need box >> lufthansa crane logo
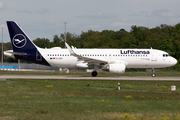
[12,34,27,48]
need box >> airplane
[4,21,177,77]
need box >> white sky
[0,0,180,43]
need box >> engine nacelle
[109,63,126,74]
[76,63,88,68]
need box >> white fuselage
[38,47,177,69]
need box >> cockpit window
[163,54,170,57]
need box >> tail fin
[6,21,50,66]
[6,21,37,52]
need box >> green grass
[0,70,180,77]
[0,79,180,120]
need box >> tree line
[1,23,180,69]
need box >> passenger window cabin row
[47,54,149,57]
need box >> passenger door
[151,51,157,61]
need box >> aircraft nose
[172,57,177,65]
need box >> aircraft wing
[65,43,108,65]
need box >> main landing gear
[151,68,156,77]
[91,71,98,77]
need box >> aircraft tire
[91,71,98,77]
[152,73,156,77]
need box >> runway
[0,75,180,81]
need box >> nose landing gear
[151,68,156,77]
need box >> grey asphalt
[0,75,180,81]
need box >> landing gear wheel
[91,71,98,77]
[151,68,156,77]
[152,73,156,77]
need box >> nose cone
[171,57,177,66]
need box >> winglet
[65,42,76,55]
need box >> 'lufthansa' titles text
[120,50,150,54]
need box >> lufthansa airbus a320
[4,21,177,77]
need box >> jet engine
[102,63,126,74]
[109,63,126,74]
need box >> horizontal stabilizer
[4,50,27,56]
